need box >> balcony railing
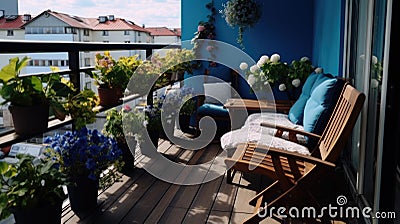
[0,40,181,148]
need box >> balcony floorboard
[60,130,350,224]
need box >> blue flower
[43,127,123,181]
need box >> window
[84,58,91,67]
[7,30,14,36]
[138,32,141,36]
[85,82,92,89]
[84,29,90,36]
[124,30,130,35]
[52,60,59,66]
[65,27,73,34]
[102,30,109,36]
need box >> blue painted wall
[182,0,345,96]
[182,0,314,62]
[312,0,344,77]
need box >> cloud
[18,0,180,27]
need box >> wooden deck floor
[60,134,281,224]
[60,133,352,224]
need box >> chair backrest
[318,83,365,162]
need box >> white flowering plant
[240,54,321,95]
[221,0,262,49]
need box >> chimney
[0,10,4,19]
[142,24,145,28]
[99,16,107,23]
[23,14,31,22]
[108,15,115,21]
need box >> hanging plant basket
[221,0,262,49]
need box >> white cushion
[221,125,310,155]
[203,82,231,105]
[220,112,309,155]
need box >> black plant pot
[9,104,49,136]
[148,130,159,148]
[12,200,62,224]
[67,176,99,218]
[178,114,191,133]
[118,137,136,171]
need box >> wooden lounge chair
[224,83,365,223]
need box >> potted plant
[158,49,196,81]
[143,103,162,148]
[240,54,319,100]
[178,87,196,133]
[221,0,262,49]
[103,105,144,170]
[44,127,123,218]
[0,57,74,135]
[63,88,99,130]
[92,52,142,107]
[0,153,67,223]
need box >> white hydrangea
[247,74,256,86]
[270,54,280,63]
[315,67,323,74]
[372,55,378,65]
[250,64,260,73]
[301,56,309,61]
[278,84,287,91]
[257,55,269,67]
[239,62,248,70]
[292,78,301,88]
[371,78,379,89]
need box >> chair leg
[226,168,236,184]
[249,180,280,206]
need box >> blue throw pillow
[303,78,345,138]
[288,73,319,124]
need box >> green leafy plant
[157,49,196,75]
[144,104,162,132]
[0,153,67,220]
[241,54,318,93]
[103,105,145,143]
[0,57,74,120]
[92,52,142,90]
[221,0,262,49]
[63,89,99,129]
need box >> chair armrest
[260,122,322,140]
[251,143,335,168]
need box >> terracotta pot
[9,104,49,136]
[98,86,120,107]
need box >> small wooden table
[224,98,294,130]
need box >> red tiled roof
[173,28,181,36]
[0,15,25,29]
[22,10,149,33]
[147,27,180,36]
[48,11,91,29]
[92,18,149,32]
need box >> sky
[18,0,181,28]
